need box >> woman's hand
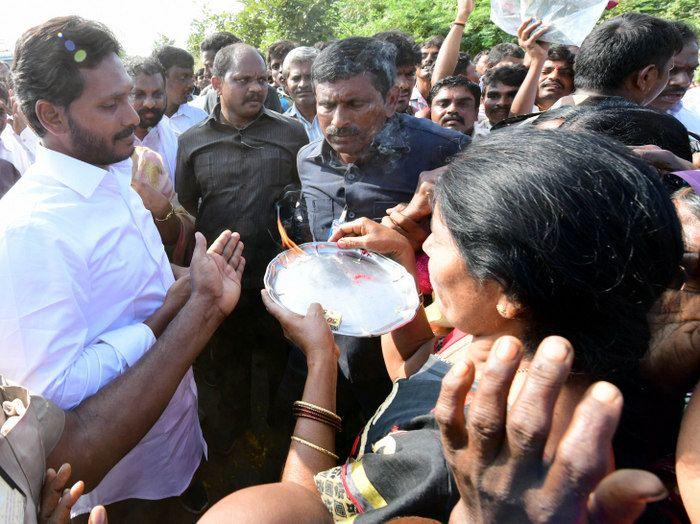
[261,290,339,366]
[436,336,667,523]
[329,218,416,271]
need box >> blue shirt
[298,113,469,241]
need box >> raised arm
[509,19,549,117]
[432,0,475,85]
[47,231,245,490]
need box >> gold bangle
[294,401,341,423]
[154,203,175,223]
[291,436,339,460]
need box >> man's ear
[35,100,68,137]
[632,64,659,95]
[385,85,399,117]
[211,76,223,96]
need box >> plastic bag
[490,0,610,47]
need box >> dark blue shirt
[297,113,469,241]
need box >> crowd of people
[0,0,699,522]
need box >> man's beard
[68,115,135,166]
[137,107,165,129]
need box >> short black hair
[312,37,396,99]
[672,20,699,45]
[267,40,299,64]
[126,56,165,84]
[429,76,480,111]
[455,52,471,75]
[561,106,693,166]
[422,35,445,49]
[487,43,524,66]
[12,16,122,136]
[547,45,575,67]
[437,127,682,382]
[373,31,421,69]
[482,64,527,89]
[200,32,241,53]
[575,13,683,92]
[154,45,194,72]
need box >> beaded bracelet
[291,436,339,460]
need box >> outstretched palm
[190,231,245,317]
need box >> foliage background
[184,0,700,61]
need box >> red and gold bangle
[293,406,342,432]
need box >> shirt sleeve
[174,136,200,207]
[0,222,156,410]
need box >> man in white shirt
[127,57,179,182]
[649,21,700,135]
[281,46,323,142]
[0,16,207,515]
[155,45,207,134]
[0,82,33,174]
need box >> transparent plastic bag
[490,0,610,47]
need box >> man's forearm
[48,295,224,490]
[510,56,545,116]
[432,25,465,85]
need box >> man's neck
[220,105,259,130]
[135,126,149,140]
[165,101,180,118]
[41,137,109,170]
[296,102,316,123]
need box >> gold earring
[497,303,507,317]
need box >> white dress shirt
[668,97,700,136]
[0,127,33,174]
[0,145,205,514]
[169,103,208,135]
[134,115,179,183]
[284,104,323,142]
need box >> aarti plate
[264,242,420,337]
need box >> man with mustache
[176,43,308,453]
[474,64,527,137]
[429,76,480,136]
[374,31,422,114]
[297,37,467,416]
[155,46,208,135]
[649,22,699,135]
[282,46,323,141]
[410,35,444,114]
[128,57,179,182]
[510,20,576,116]
[0,16,209,516]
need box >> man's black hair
[0,79,8,104]
[200,32,241,53]
[422,35,445,49]
[487,43,524,66]
[12,16,122,136]
[154,45,194,72]
[547,45,575,67]
[126,56,165,83]
[574,13,683,92]
[267,40,299,63]
[373,31,421,69]
[455,52,471,75]
[428,75,481,111]
[672,20,699,45]
[312,37,396,99]
[482,64,527,89]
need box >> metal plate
[264,242,420,337]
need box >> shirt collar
[207,103,271,131]
[32,144,111,198]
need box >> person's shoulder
[178,116,213,144]
[263,109,308,141]
[298,138,325,160]
[183,104,208,119]
[398,113,466,144]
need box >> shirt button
[348,212,356,219]
[347,173,356,181]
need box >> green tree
[152,33,175,53]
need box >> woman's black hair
[436,128,685,470]
[436,128,682,381]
